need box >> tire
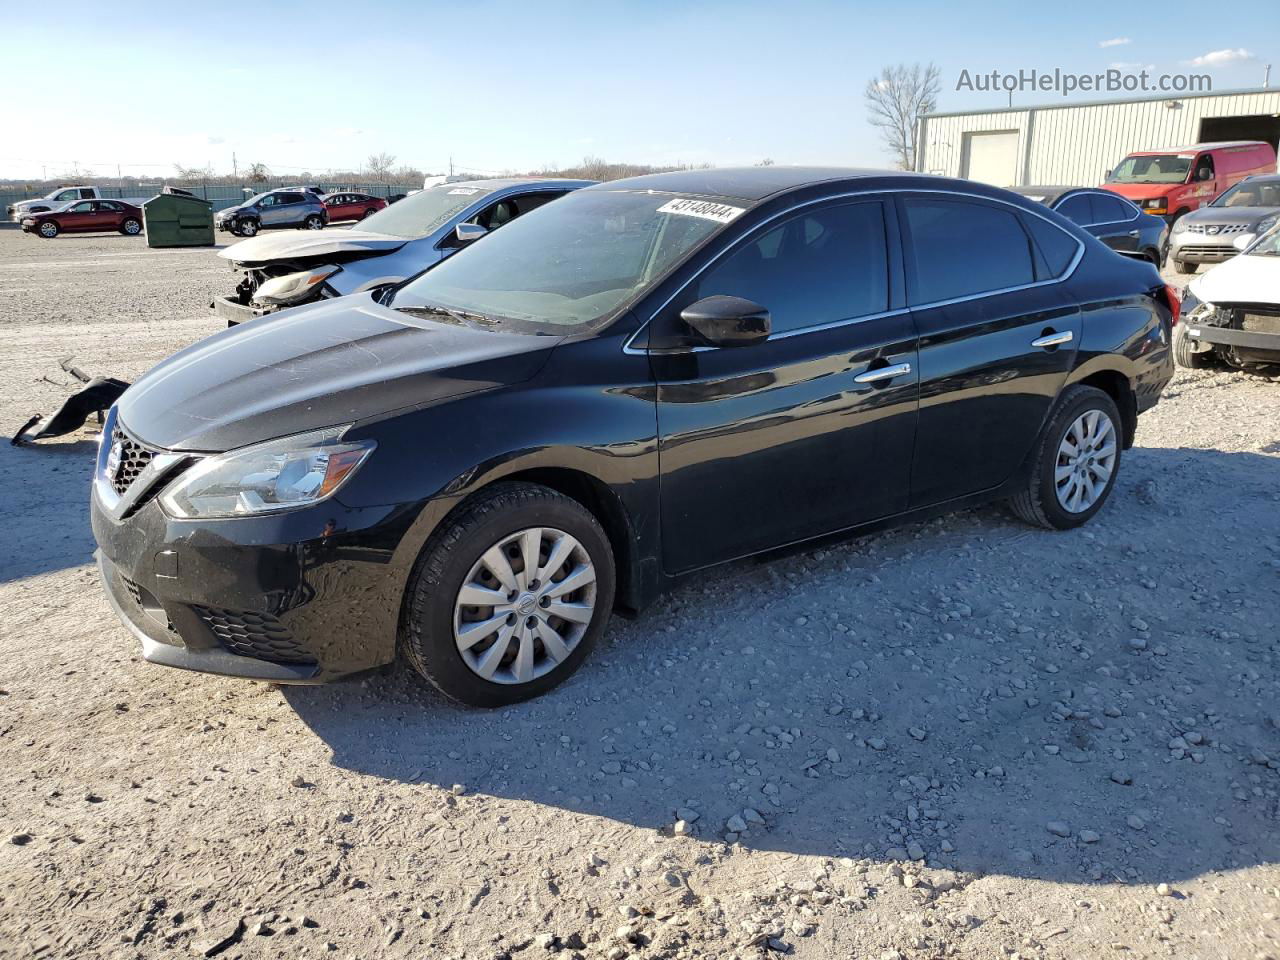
[1174,259,1198,275]
[402,482,616,707]
[120,217,141,236]
[1173,323,1212,368]
[1008,385,1123,531]
[236,219,259,238]
[38,221,59,238]
[304,214,324,230]
[362,208,378,219]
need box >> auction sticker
[448,187,481,195]
[657,198,745,224]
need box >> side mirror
[680,296,770,347]
[1197,168,1214,182]
[455,222,488,244]
[1233,234,1253,252]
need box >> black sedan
[93,168,1177,706]
[1010,186,1168,266]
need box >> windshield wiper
[394,303,496,331]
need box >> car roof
[1006,186,1096,204]
[583,166,945,203]
[1127,141,1269,156]
[428,177,597,191]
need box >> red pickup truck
[1100,141,1277,224]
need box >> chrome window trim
[624,186,1084,355]
[1054,190,1142,228]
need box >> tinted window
[696,201,889,334]
[276,193,305,205]
[1023,214,1079,279]
[1091,193,1134,222]
[904,199,1033,303]
[1055,194,1092,224]
[68,201,95,212]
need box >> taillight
[1165,284,1181,325]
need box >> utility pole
[232,151,238,179]
[449,155,454,176]
[1265,64,1272,89]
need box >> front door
[652,197,919,573]
[898,194,1082,508]
[60,200,98,231]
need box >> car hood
[218,229,409,265]
[1101,183,1179,201]
[1188,253,1280,306]
[116,294,561,452]
[1181,205,1280,227]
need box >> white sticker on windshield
[448,187,481,195]
[657,198,745,224]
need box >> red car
[321,192,388,223]
[22,199,143,238]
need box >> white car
[1176,226,1280,369]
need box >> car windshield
[1211,180,1280,208]
[390,189,741,333]
[1245,224,1280,257]
[242,191,273,206]
[1108,154,1192,184]
[358,184,495,239]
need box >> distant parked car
[214,190,328,238]
[1176,222,1280,369]
[1100,141,1276,224]
[8,185,150,222]
[1010,186,1167,265]
[321,191,388,222]
[212,178,593,325]
[1167,175,1280,274]
[21,199,143,238]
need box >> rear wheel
[235,218,259,237]
[38,221,59,238]
[1009,385,1122,530]
[402,482,616,707]
[120,217,141,236]
[1173,323,1213,368]
[362,207,378,219]
[304,214,324,230]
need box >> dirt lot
[1,227,1278,960]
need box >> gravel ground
[1,228,1278,960]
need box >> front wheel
[1173,323,1213,368]
[120,217,141,236]
[1008,385,1122,530]
[38,221,59,238]
[303,214,324,230]
[402,482,616,707]
[1174,259,1198,275]
[236,219,259,237]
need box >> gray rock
[1110,770,1133,785]
[1079,830,1101,844]
[1046,821,1071,838]
[675,807,700,823]
[1126,815,1145,831]
[726,814,748,833]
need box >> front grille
[118,572,181,643]
[1241,311,1280,336]
[109,425,155,496]
[1178,245,1237,257]
[120,575,144,607]
[192,605,316,665]
[1185,223,1249,236]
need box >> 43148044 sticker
[656,198,745,224]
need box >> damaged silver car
[212,177,593,325]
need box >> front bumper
[1169,232,1253,264]
[1186,323,1280,357]
[91,411,406,684]
[212,295,280,326]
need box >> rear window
[904,198,1035,303]
[1091,194,1135,223]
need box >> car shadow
[286,443,1280,886]
[0,434,100,583]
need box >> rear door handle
[854,362,911,384]
[1031,331,1073,349]
[1127,230,1140,237]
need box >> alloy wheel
[1055,409,1117,513]
[123,220,140,235]
[39,222,57,237]
[453,526,597,685]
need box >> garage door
[963,130,1019,186]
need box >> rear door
[94,200,124,229]
[900,194,1083,508]
[1086,192,1141,255]
[653,196,920,573]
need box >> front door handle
[1127,229,1140,237]
[854,361,911,384]
[1031,331,1073,349]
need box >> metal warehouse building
[917,87,1280,188]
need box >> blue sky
[1,0,1275,180]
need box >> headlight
[1171,218,1189,234]
[1254,215,1278,237]
[159,427,375,519]
[253,267,340,306]
[1143,198,1168,213]
[1186,299,1220,325]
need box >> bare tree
[864,63,940,170]
[365,152,396,182]
[246,162,270,183]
